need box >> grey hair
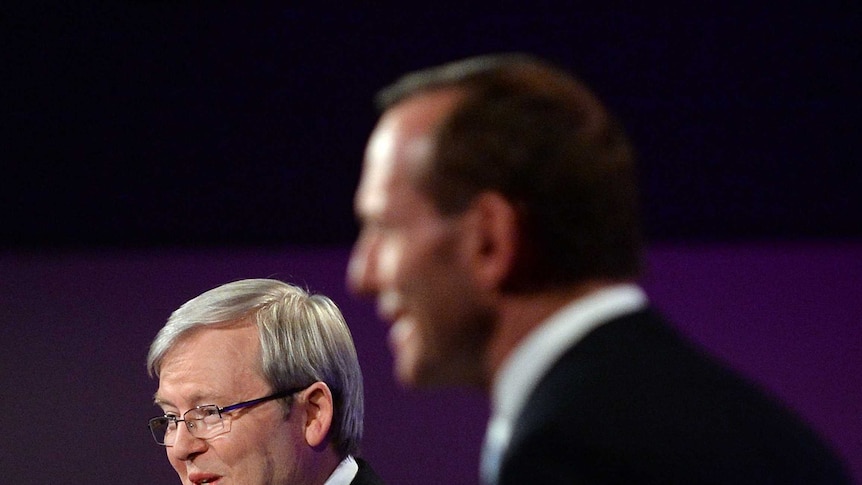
[147,278,364,457]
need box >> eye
[187,406,220,421]
[150,415,178,432]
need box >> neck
[299,447,344,485]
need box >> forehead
[356,88,464,219]
[156,321,267,406]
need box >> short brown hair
[377,53,642,289]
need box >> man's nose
[169,421,207,460]
[347,236,379,296]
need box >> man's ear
[299,381,334,448]
[463,192,519,291]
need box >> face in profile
[154,322,307,485]
[348,89,493,388]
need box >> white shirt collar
[492,283,648,433]
[323,455,359,485]
[480,283,647,484]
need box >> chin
[398,361,461,389]
[394,360,422,387]
[392,356,430,388]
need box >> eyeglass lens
[148,406,226,445]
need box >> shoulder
[351,457,387,485]
[505,308,852,484]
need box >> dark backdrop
[2,4,859,249]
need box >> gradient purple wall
[1,243,859,483]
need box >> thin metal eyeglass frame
[148,386,306,446]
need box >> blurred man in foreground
[348,53,849,484]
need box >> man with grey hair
[146,278,385,485]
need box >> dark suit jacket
[351,457,386,485]
[498,308,850,484]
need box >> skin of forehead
[154,321,268,410]
[357,88,465,221]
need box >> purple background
[1,243,859,484]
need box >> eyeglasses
[147,387,306,446]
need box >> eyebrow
[153,393,173,407]
[153,391,226,408]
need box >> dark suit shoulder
[351,457,386,485]
[503,308,851,484]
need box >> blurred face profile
[348,89,492,388]
[154,322,307,485]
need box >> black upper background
[3,4,860,250]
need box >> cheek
[226,415,300,481]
